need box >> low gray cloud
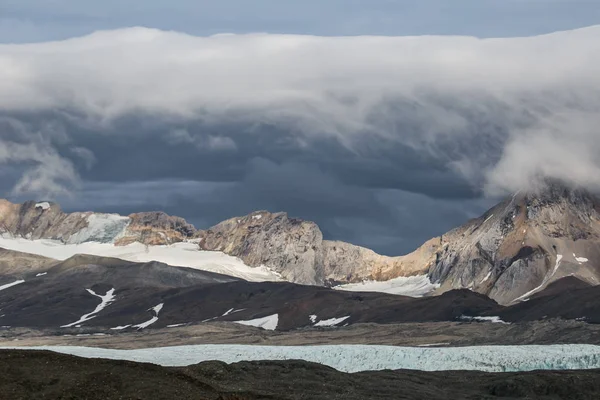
[0,27,598,254]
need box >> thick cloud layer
[0,27,598,254]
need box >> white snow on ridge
[35,272,47,277]
[234,314,278,330]
[314,316,350,327]
[6,344,600,373]
[0,236,281,282]
[0,280,25,291]
[35,202,50,210]
[61,288,116,328]
[309,315,317,323]
[334,275,439,297]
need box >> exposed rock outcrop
[425,183,600,304]
[196,211,428,285]
[0,200,196,246]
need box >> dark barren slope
[1,350,599,400]
[1,250,600,330]
[0,252,504,330]
[496,277,600,324]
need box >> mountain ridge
[1,182,599,304]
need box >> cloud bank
[0,27,598,253]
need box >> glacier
[334,275,439,297]
[0,235,281,282]
[4,344,600,373]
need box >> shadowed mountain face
[0,248,599,331]
[0,250,502,330]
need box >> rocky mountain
[0,200,432,286]
[186,183,600,304]
[425,183,600,304]
[1,181,599,305]
[196,211,434,285]
[0,199,196,246]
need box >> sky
[0,1,599,255]
[1,0,600,42]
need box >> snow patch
[234,314,278,330]
[252,215,262,220]
[573,253,589,263]
[309,315,317,323]
[314,316,350,327]
[483,214,494,224]
[167,323,187,328]
[460,315,508,324]
[133,303,164,330]
[151,303,164,314]
[35,202,50,210]
[110,325,131,330]
[35,272,47,277]
[334,275,438,297]
[222,308,235,317]
[479,271,492,284]
[0,236,281,282]
[8,344,600,373]
[61,288,116,328]
[0,280,25,291]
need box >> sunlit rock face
[427,182,600,304]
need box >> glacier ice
[334,275,439,297]
[4,344,600,373]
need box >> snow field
[0,236,280,282]
[334,275,439,297]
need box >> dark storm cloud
[1,27,599,254]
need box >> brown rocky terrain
[0,199,196,246]
[196,211,431,285]
[3,319,600,350]
[427,183,600,304]
[0,247,55,276]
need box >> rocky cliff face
[425,183,600,304]
[0,200,196,246]
[0,201,429,286]
[196,211,429,285]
